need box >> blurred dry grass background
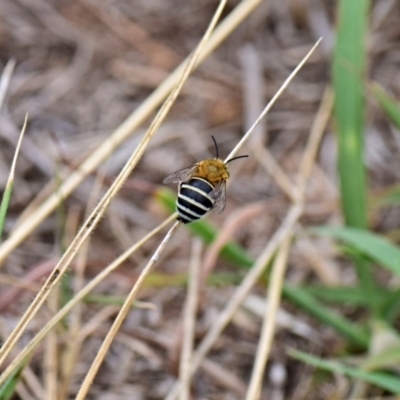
[1,0,400,399]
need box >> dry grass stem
[245,234,292,400]
[224,38,322,162]
[180,238,202,400]
[75,220,181,399]
[0,0,263,263]
[0,0,227,369]
[0,213,176,386]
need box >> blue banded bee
[163,137,248,224]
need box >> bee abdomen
[177,178,214,224]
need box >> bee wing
[163,166,195,184]
[210,181,227,214]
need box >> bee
[163,136,248,224]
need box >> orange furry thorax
[193,158,229,185]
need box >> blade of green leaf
[289,348,400,394]
[370,82,400,130]
[303,284,392,306]
[333,0,375,317]
[312,226,400,277]
[0,115,28,242]
[283,285,369,348]
[333,0,369,229]
[0,363,25,400]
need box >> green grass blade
[303,284,392,306]
[312,226,400,277]
[283,285,369,348]
[0,185,13,243]
[370,82,400,130]
[379,286,400,322]
[0,115,28,242]
[333,0,369,228]
[289,348,400,393]
[0,363,25,400]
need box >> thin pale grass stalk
[245,234,292,400]
[245,86,333,399]
[75,220,181,399]
[180,238,202,400]
[0,0,226,368]
[165,204,303,400]
[0,114,28,242]
[44,289,59,400]
[0,214,176,387]
[0,59,16,111]
[224,38,322,163]
[59,169,107,400]
[0,0,263,263]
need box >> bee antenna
[211,135,219,159]
[226,155,249,164]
